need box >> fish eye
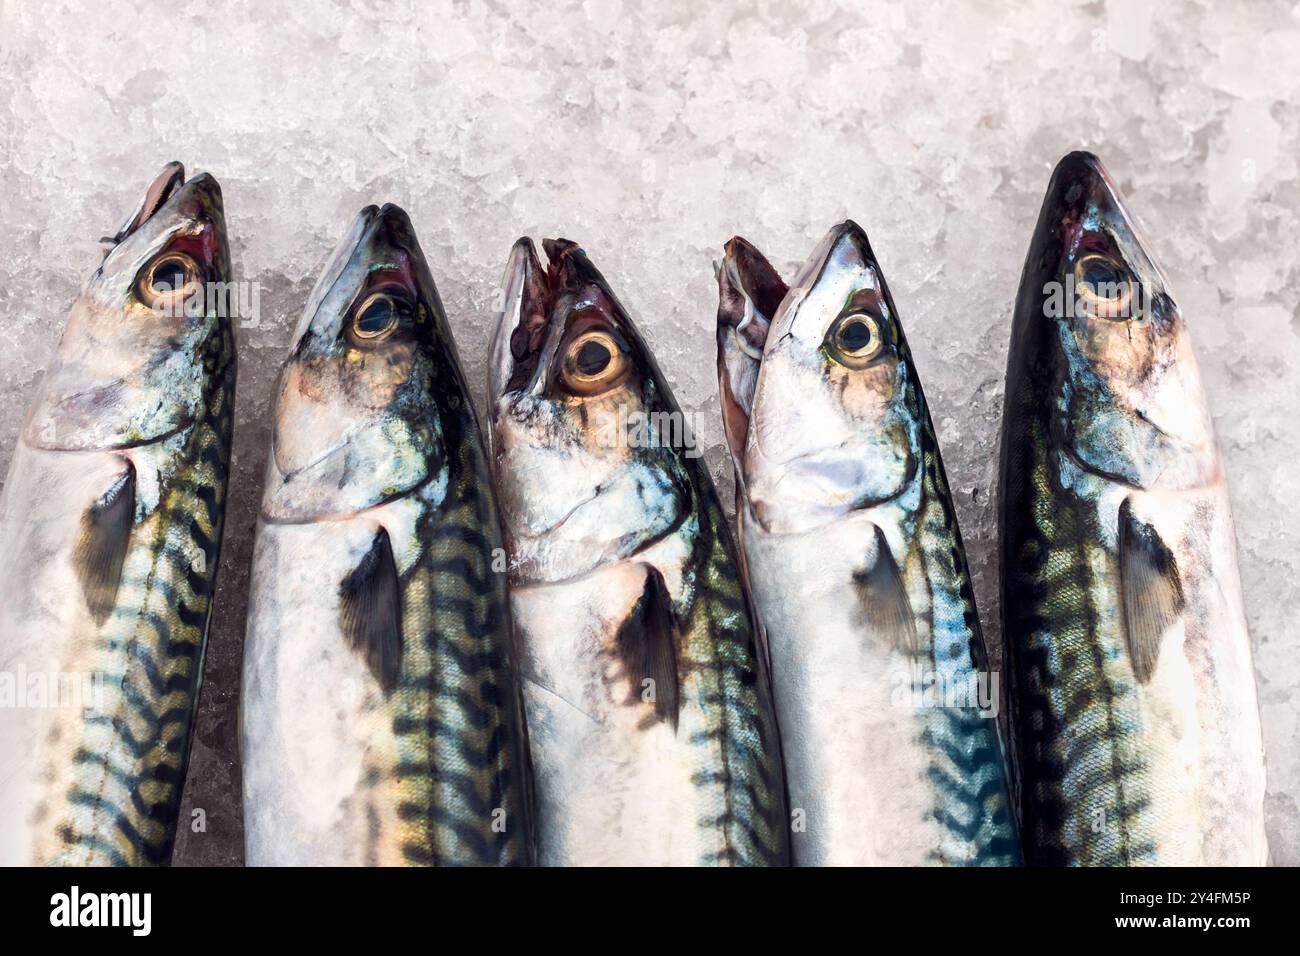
[1075,253,1134,317]
[351,293,400,340]
[561,329,626,396]
[136,252,200,311]
[826,313,884,368]
[575,338,611,374]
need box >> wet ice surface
[1,0,1297,865]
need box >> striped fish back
[375,415,532,866]
[682,480,789,866]
[35,321,235,866]
[1004,419,1155,865]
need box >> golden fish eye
[351,293,399,340]
[828,313,883,367]
[1075,254,1134,317]
[561,330,625,395]
[137,252,200,310]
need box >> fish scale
[912,417,1018,864]
[681,491,786,864]
[388,464,527,865]
[1009,435,1160,863]
[48,334,233,865]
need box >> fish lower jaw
[743,495,897,538]
[22,415,196,453]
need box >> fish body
[488,238,788,866]
[998,151,1268,865]
[0,164,235,865]
[718,223,1019,866]
[240,205,531,866]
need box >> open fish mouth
[489,236,660,409]
[718,236,787,359]
[489,237,552,405]
[487,235,692,586]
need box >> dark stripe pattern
[37,317,235,866]
[678,460,790,866]
[362,408,531,866]
[898,331,1019,866]
[1001,419,1155,865]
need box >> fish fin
[1118,499,1184,684]
[614,564,681,731]
[339,527,403,693]
[74,463,136,625]
[852,524,917,655]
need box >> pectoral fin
[339,527,403,692]
[852,524,917,655]
[1118,499,1184,684]
[614,564,680,731]
[74,463,136,625]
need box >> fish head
[488,237,690,584]
[262,204,451,523]
[715,236,787,477]
[1020,151,1216,489]
[24,162,231,451]
[738,221,920,535]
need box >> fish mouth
[489,235,637,409]
[717,236,787,358]
[1046,151,1117,253]
[1033,150,1165,285]
[768,220,879,344]
[293,205,381,343]
[97,163,227,281]
[802,221,872,282]
[100,161,187,248]
[489,237,551,405]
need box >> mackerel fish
[998,151,1268,865]
[240,205,532,866]
[0,163,235,865]
[717,222,1019,866]
[487,237,788,866]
